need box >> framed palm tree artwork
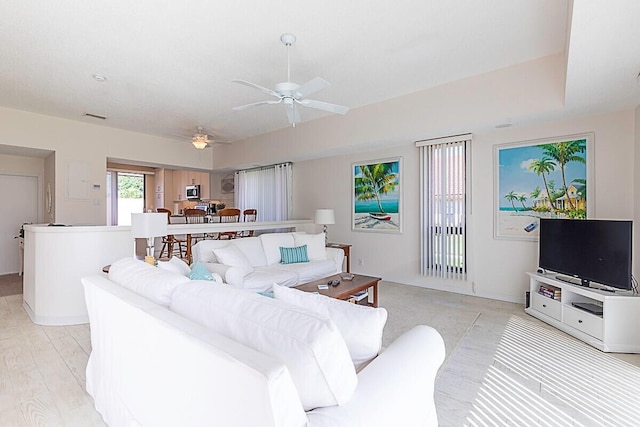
[352,157,402,233]
[494,133,594,240]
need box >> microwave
[186,185,201,200]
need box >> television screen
[538,218,632,290]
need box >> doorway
[0,174,38,274]
[107,171,145,225]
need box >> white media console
[525,272,640,353]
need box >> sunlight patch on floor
[466,315,640,426]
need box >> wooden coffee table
[294,273,381,307]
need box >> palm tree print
[504,191,519,211]
[354,162,398,214]
[541,140,586,210]
[517,194,527,209]
[528,157,556,212]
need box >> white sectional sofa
[192,232,344,292]
[82,258,446,427]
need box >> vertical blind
[417,134,471,280]
[234,162,292,221]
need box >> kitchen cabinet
[155,168,165,193]
[170,170,210,201]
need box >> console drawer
[531,293,561,321]
[563,305,603,340]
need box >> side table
[326,243,351,273]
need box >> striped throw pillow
[279,245,309,264]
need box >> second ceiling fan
[232,33,349,126]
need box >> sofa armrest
[325,247,345,273]
[201,262,231,278]
[201,262,246,288]
[306,325,446,427]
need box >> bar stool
[238,209,257,238]
[157,208,186,259]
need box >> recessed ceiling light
[93,74,107,82]
[495,123,512,129]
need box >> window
[107,171,145,225]
[416,134,471,280]
[234,163,292,221]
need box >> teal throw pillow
[189,261,214,281]
[279,245,309,264]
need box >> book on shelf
[351,290,368,302]
[538,285,561,300]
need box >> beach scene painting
[353,157,402,233]
[495,134,592,240]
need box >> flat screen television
[538,218,633,290]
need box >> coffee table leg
[372,283,378,308]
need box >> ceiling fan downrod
[280,33,296,83]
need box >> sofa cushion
[260,233,295,265]
[192,239,231,263]
[212,245,254,276]
[273,284,388,370]
[230,237,267,267]
[294,232,327,261]
[271,259,337,284]
[169,282,358,410]
[242,267,299,292]
[108,257,190,306]
[279,245,309,264]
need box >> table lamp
[314,208,335,245]
[131,212,168,265]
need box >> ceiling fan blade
[296,99,349,115]
[285,103,300,124]
[232,79,281,98]
[232,99,282,111]
[295,77,330,98]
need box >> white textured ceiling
[0,0,638,144]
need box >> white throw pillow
[108,257,190,306]
[157,256,191,277]
[294,233,327,261]
[260,233,295,265]
[230,237,267,267]
[212,245,255,276]
[170,282,357,410]
[273,283,388,370]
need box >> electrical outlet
[358,258,364,266]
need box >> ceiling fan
[172,126,230,149]
[232,33,349,126]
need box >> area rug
[0,273,22,297]
[466,315,640,426]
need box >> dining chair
[217,208,241,240]
[238,209,257,238]
[156,208,186,259]
[183,208,209,243]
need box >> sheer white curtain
[234,163,292,221]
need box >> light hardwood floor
[2,282,639,426]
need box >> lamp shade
[314,209,335,225]
[131,213,167,238]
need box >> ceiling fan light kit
[192,135,209,149]
[232,33,349,126]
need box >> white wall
[0,107,216,225]
[292,109,635,303]
[216,52,635,303]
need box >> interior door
[0,174,38,274]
